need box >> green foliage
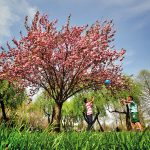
[137,69,150,94]
[0,80,9,95]
[0,126,150,150]
[0,80,27,110]
[62,89,107,118]
[81,89,107,116]
[138,69,150,84]
[100,77,143,106]
[62,95,84,118]
[31,91,55,117]
[114,78,142,104]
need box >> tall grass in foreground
[0,126,149,150]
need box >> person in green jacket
[121,96,143,131]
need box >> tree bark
[119,113,123,129]
[126,104,132,131]
[0,100,7,122]
[97,118,104,132]
[51,102,62,132]
[61,116,67,131]
[107,106,132,131]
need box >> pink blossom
[0,12,126,100]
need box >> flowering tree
[0,11,125,131]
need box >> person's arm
[120,99,130,105]
[90,97,94,103]
[120,99,125,105]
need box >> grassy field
[0,126,150,150]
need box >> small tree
[137,69,150,125]
[0,11,126,132]
[34,91,55,124]
[106,77,142,130]
[0,80,26,122]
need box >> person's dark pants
[83,112,99,131]
[87,114,93,130]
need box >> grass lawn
[0,126,150,150]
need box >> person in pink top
[84,97,95,130]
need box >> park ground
[0,126,150,150]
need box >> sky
[0,0,150,76]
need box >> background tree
[106,76,142,130]
[62,91,105,131]
[0,80,26,123]
[137,69,150,126]
[0,11,126,132]
[62,99,81,131]
[82,90,106,131]
[33,92,55,125]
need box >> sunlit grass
[0,126,149,150]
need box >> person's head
[127,96,133,102]
[83,98,87,103]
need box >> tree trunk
[51,103,62,132]
[0,100,7,122]
[50,106,55,125]
[62,116,67,131]
[119,114,123,129]
[47,114,50,124]
[126,104,132,131]
[97,118,104,132]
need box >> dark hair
[83,98,87,103]
[128,96,133,100]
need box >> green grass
[0,126,150,150]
